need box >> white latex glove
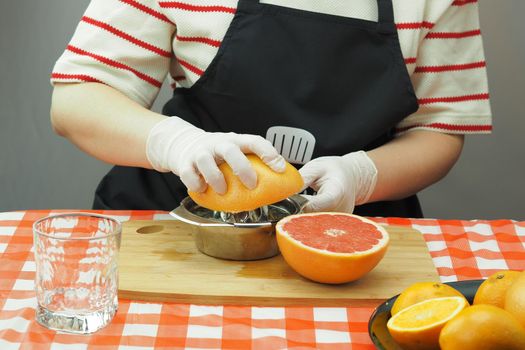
[146,117,285,194]
[299,151,378,213]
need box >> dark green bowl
[368,279,484,350]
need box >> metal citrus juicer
[170,194,308,261]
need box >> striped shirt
[51,0,492,134]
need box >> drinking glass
[33,213,121,334]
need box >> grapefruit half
[275,212,389,284]
[188,154,303,213]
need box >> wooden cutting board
[118,220,439,306]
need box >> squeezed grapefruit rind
[189,155,303,213]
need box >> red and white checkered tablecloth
[1,210,524,349]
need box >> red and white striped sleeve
[396,0,492,135]
[51,0,176,108]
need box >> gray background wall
[1,1,523,219]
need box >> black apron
[93,0,423,218]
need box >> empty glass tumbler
[33,213,121,334]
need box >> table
[1,210,524,349]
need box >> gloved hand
[299,151,378,213]
[146,117,285,194]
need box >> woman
[50,0,492,217]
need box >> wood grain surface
[118,220,439,306]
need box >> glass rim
[32,212,122,241]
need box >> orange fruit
[391,281,466,315]
[505,270,525,328]
[387,296,468,350]
[439,304,525,350]
[275,213,389,284]
[473,270,521,308]
[188,154,303,212]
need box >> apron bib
[94,0,422,217]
